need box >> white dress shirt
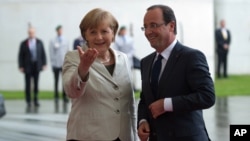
[154,38,177,112]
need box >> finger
[89,48,99,55]
[149,104,152,110]
[149,104,154,114]
[151,108,158,119]
[139,133,149,141]
[85,49,96,61]
[153,114,157,119]
[139,134,149,141]
[92,48,99,58]
[77,46,85,56]
[149,101,155,109]
[86,48,99,61]
[140,122,150,133]
[144,122,150,133]
[141,136,149,141]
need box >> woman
[62,8,137,141]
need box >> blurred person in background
[113,26,135,69]
[113,26,140,91]
[215,19,231,78]
[73,35,86,50]
[49,25,70,112]
[62,8,137,141]
[18,26,47,110]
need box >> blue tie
[151,54,163,97]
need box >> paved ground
[0,100,69,141]
[0,96,250,141]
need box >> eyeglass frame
[141,23,166,31]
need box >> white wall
[0,0,214,90]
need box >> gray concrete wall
[0,0,215,90]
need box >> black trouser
[24,62,39,105]
[52,67,67,102]
[217,51,228,78]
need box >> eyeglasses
[141,23,166,31]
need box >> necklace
[99,50,112,64]
[99,56,111,64]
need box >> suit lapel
[25,39,32,56]
[91,49,118,86]
[112,50,124,81]
[35,39,40,55]
[144,53,157,100]
[159,42,182,85]
[145,53,156,81]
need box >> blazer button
[113,85,119,90]
[115,109,120,114]
[114,97,119,101]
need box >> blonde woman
[62,8,137,141]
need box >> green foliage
[1,75,250,99]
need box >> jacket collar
[82,45,121,86]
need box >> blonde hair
[79,8,119,40]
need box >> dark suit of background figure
[215,19,231,78]
[73,36,85,50]
[137,5,215,141]
[18,28,47,107]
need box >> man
[49,25,69,108]
[113,26,140,91]
[137,5,215,141]
[215,19,231,78]
[18,27,47,108]
[73,35,85,50]
[113,26,135,69]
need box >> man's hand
[223,44,229,50]
[19,68,24,73]
[42,65,47,71]
[149,99,165,119]
[138,121,150,141]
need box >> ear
[169,21,175,32]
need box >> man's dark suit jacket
[138,42,215,141]
[215,28,231,54]
[18,38,47,73]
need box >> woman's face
[85,22,114,54]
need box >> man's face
[57,28,63,36]
[28,28,35,38]
[220,20,225,28]
[143,8,174,51]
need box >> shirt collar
[28,38,36,44]
[221,28,227,31]
[157,38,177,60]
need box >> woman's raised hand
[77,46,98,80]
